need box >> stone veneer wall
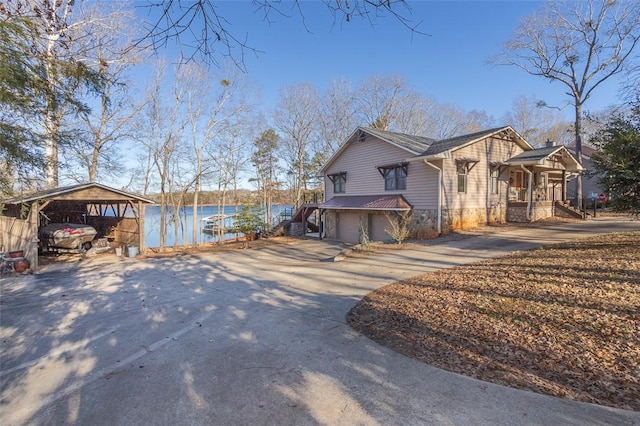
[507,201,554,222]
[288,221,305,237]
[323,210,338,240]
[410,205,506,238]
[531,201,553,221]
[409,209,440,238]
[324,205,508,241]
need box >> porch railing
[564,189,608,217]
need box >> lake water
[144,204,291,248]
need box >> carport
[0,183,154,270]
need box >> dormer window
[328,172,347,194]
[377,163,408,191]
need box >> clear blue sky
[138,0,624,123]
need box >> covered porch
[504,144,583,222]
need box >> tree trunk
[159,188,166,252]
[574,101,583,209]
[88,138,100,183]
[192,168,201,249]
[44,114,59,188]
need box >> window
[456,161,467,193]
[328,172,346,194]
[333,174,346,193]
[455,158,478,194]
[377,164,408,191]
[490,168,499,194]
[457,169,467,193]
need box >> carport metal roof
[3,182,155,204]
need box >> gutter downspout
[520,165,533,221]
[424,160,442,234]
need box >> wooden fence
[0,202,38,269]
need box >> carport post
[30,201,39,271]
[138,200,145,253]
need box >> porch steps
[554,201,585,219]
[269,204,320,237]
[270,219,290,237]
[291,203,319,223]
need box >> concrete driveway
[1,218,639,425]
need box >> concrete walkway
[1,217,639,425]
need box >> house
[317,126,583,243]
[566,144,606,202]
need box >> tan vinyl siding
[442,136,525,210]
[324,136,439,209]
[370,213,392,242]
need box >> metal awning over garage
[319,195,412,211]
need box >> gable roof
[422,126,531,157]
[507,145,563,162]
[566,144,598,159]
[2,182,155,205]
[507,145,583,171]
[321,126,435,172]
[322,125,534,171]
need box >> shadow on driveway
[1,218,639,425]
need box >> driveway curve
[1,217,639,425]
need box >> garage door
[370,213,391,242]
[337,212,360,243]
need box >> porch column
[561,170,566,202]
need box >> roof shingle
[360,127,436,154]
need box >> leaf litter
[347,231,640,411]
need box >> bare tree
[135,0,423,67]
[621,54,640,102]
[502,95,572,147]
[63,1,146,183]
[179,62,252,247]
[392,92,439,136]
[493,0,640,207]
[384,211,412,245]
[357,74,409,130]
[274,83,319,208]
[317,78,358,156]
[211,125,252,242]
[142,61,187,252]
[355,74,470,137]
[424,103,473,139]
